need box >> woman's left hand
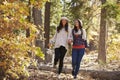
[68,39,72,45]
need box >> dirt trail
[28,52,120,80]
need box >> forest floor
[28,51,120,80]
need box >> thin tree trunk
[44,2,51,48]
[26,28,30,37]
[33,7,42,26]
[98,0,107,64]
[32,7,44,51]
[26,0,31,38]
[32,7,45,63]
[44,2,51,63]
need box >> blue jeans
[72,48,85,77]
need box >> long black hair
[57,19,68,33]
[73,19,83,33]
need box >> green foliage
[50,0,63,36]
[103,1,120,19]
[102,1,120,33]
[35,47,44,60]
[66,0,101,39]
[30,0,48,8]
[67,0,85,18]
[67,0,95,24]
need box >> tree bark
[44,2,51,48]
[32,7,45,63]
[44,2,51,63]
[26,0,31,38]
[32,7,44,50]
[33,7,42,26]
[98,0,107,64]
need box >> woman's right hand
[68,39,72,45]
[47,43,51,48]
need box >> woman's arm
[49,30,57,44]
[82,29,89,48]
[82,29,87,40]
[68,28,73,44]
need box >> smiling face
[62,19,67,27]
[73,19,82,32]
[74,20,80,29]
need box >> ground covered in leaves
[28,51,120,80]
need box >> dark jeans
[54,46,67,74]
[72,48,85,77]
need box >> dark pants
[72,48,85,77]
[54,46,67,74]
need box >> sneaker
[74,78,77,80]
[58,74,60,79]
[56,74,61,79]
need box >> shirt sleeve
[49,30,57,44]
[68,27,73,41]
[82,29,87,40]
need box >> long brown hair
[57,19,68,33]
[73,19,83,33]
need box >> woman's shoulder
[82,28,86,32]
[82,28,86,35]
[82,28,85,30]
[68,26,72,29]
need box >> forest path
[28,51,120,80]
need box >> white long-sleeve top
[68,29,87,41]
[50,27,71,49]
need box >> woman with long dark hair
[49,17,71,76]
[68,19,87,79]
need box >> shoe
[58,74,60,79]
[72,70,74,76]
[57,74,61,79]
[74,76,77,79]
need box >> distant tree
[32,7,45,50]
[116,0,120,33]
[67,0,101,35]
[98,0,107,64]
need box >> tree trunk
[117,0,120,3]
[32,7,45,63]
[26,0,31,38]
[33,7,42,27]
[44,2,51,48]
[44,2,51,63]
[32,7,44,51]
[98,0,107,64]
